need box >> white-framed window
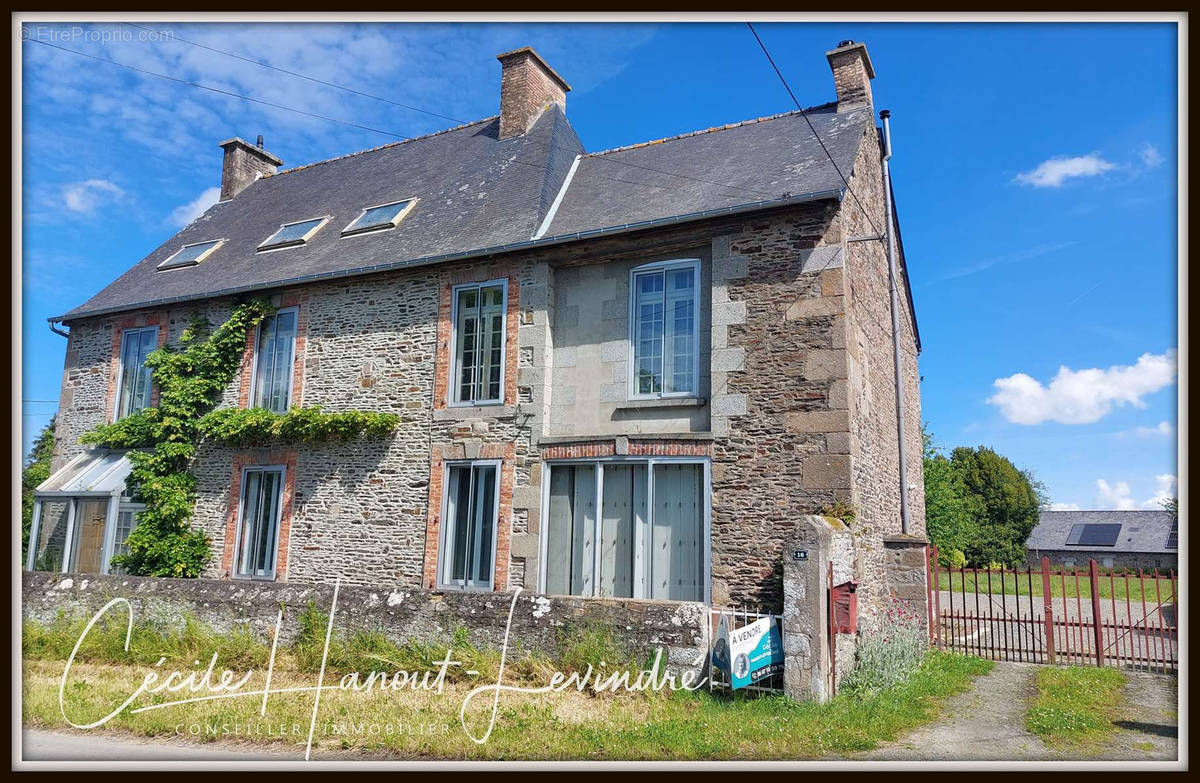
[341,199,417,237]
[115,326,159,420]
[438,460,501,590]
[540,458,709,602]
[158,239,224,270]
[233,465,286,581]
[250,308,298,413]
[109,501,143,575]
[450,280,507,406]
[258,217,330,252]
[629,259,700,398]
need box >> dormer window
[158,239,223,270]
[341,199,416,237]
[258,217,329,252]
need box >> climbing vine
[81,299,399,577]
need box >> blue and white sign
[729,616,784,689]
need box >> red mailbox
[830,579,859,634]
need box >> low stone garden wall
[21,571,709,671]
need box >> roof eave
[50,188,845,324]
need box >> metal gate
[928,548,1178,672]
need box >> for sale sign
[728,616,784,689]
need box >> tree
[21,416,56,561]
[950,445,1042,568]
[921,426,973,565]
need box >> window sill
[433,404,517,421]
[614,397,707,412]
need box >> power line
[745,23,884,239]
[26,38,413,140]
[124,23,467,126]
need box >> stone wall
[1026,550,1178,572]
[841,123,927,633]
[21,571,708,671]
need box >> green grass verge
[22,607,994,760]
[1025,665,1126,749]
[935,571,1175,602]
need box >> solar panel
[1066,523,1121,547]
[1166,521,1178,550]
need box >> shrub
[842,594,926,694]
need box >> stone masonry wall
[841,124,927,633]
[22,570,709,672]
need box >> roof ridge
[585,101,843,158]
[267,116,498,179]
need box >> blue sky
[20,20,1179,510]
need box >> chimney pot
[496,47,571,140]
[218,137,282,200]
[826,40,876,113]
[256,134,264,148]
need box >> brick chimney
[826,40,875,113]
[218,136,282,200]
[496,47,571,140]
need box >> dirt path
[858,661,1179,761]
[858,662,1050,760]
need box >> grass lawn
[1024,665,1126,750]
[934,571,1176,603]
[22,609,994,761]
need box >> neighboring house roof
[1026,510,1178,555]
[55,103,874,322]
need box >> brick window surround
[105,310,168,423]
[541,439,713,460]
[422,442,516,591]
[221,450,298,581]
[238,292,308,409]
[433,265,520,410]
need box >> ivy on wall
[81,299,399,578]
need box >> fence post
[1089,560,1105,667]
[1040,556,1055,664]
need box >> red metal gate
[927,548,1178,672]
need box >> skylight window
[158,239,224,270]
[341,199,416,237]
[258,217,329,252]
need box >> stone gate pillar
[782,514,854,703]
[883,534,930,640]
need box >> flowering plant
[842,593,926,693]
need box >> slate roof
[1026,510,1177,554]
[56,102,873,322]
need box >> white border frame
[537,455,712,604]
[339,197,418,238]
[436,458,503,592]
[448,278,509,407]
[230,464,287,582]
[157,238,225,270]
[257,216,332,253]
[627,258,702,400]
[247,306,299,413]
[111,325,159,421]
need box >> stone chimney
[218,136,282,200]
[826,40,875,113]
[496,47,571,140]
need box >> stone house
[29,41,924,627]
[1026,510,1178,571]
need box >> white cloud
[1049,502,1081,511]
[62,178,124,214]
[1095,474,1176,510]
[167,186,220,228]
[988,350,1177,425]
[1140,143,1164,169]
[1119,420,1175,439]
[1014,154,1116,188]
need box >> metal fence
[929,547,1178,672]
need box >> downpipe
[880,109,911,535]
